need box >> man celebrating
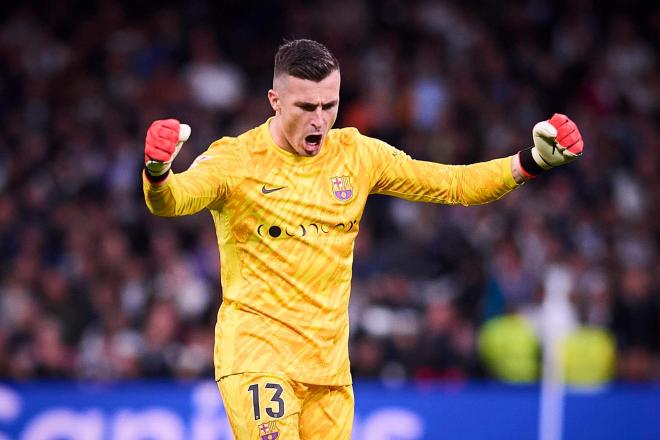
[143,39,583,439]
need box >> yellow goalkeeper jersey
[143,119,519,385]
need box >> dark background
[0,0,658,382]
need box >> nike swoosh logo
[261,185,287,194]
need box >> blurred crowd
[0,0,658,384]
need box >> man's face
[268,70,340,156]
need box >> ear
[268,89,280,115]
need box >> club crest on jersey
[258,421,279,440]
[331,176,353,201]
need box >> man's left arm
[370,113,584,205]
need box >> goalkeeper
[143,39,583,439]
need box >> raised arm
[142,119,229,217]
[370,114,584,205]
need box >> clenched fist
[518,113,584,178]
[144,119,191,178]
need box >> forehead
[281,70,340,102]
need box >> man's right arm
[143,119,229,217]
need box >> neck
[268,116,294,154]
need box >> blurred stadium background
[0,0,658,439]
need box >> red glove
[144,119,190,178]
[549,113,583,156]
[518,113,584,177]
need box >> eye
[322,102,336,110]
[298,103,317,112]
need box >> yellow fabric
[561,326,615,386]
[478,314,540,383]
[218,372,353,440]
[144,119,519,385]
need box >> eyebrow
[294,100,339,110]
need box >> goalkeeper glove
[518,113,583,178]
[144,119,191,181]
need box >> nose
[311,108,323,129]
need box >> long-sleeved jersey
[143,119,519,385]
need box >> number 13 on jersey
[248,382,285,420]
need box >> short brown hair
[274,39,339,82]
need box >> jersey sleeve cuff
[143,169,171,188]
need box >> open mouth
[305,134,322,146]
[303,134,323,154]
